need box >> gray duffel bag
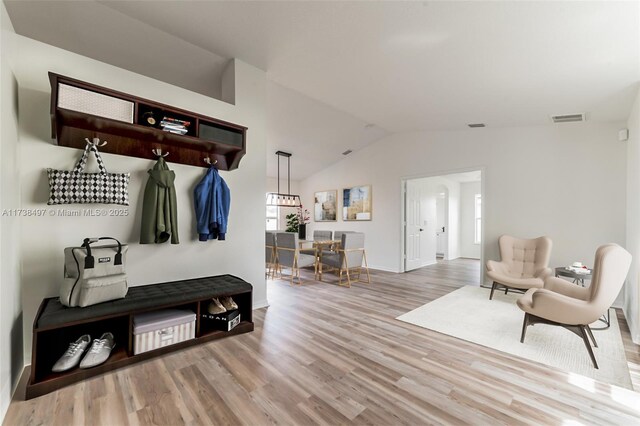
[61,237,129,307]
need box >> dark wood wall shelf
[27,275,254,399]
[49,72,248,170]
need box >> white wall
[0,4,23,421]
[9,34,268,363]
[299,123,627,277]
[625,87,640,344]
[444,179,460,260]
[460,181,481,259]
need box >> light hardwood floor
[5,259,640,425]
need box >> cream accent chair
[319,232,370,287]
[275,232,317,286]
[486,235,553,300]
[517,244,631,369]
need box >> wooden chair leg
[362,251,371,284]
[490,282,497,300]
[520,313,530,343]
[343,258,351,287]
[586,325,598,348]
[579,325,599,369]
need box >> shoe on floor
[80,332,116,369]
[52,334,91,372]
[208,297,227,314]
[220,296,238,310]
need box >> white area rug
[397,286,633,390]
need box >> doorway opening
[402,169,483,283]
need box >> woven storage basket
[58,83,134,123]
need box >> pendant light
[266,151,302,207]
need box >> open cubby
[198,292,252,337]
[199,120,243,147]
[27,275,254,399]
[137,103,197,137]
[49,72,247,169]
[32,314,129,383]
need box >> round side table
[554,267,591,287]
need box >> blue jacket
[194,167,230,241]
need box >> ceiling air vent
[551,113,585,123]
[468,123,485,128]
[342,149,353,155]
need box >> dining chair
[313,230,333,241]
[266,231,278,279]
[319,232,370,287]
[322,230,354,255]
[301,230,333,255]
[275,232,317,285]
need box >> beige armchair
[517,244,631,369]
[486,235,553,300]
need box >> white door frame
[399,166,486,286]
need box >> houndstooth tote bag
[47,140,130,205]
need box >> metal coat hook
[152,148,169,157]
[204,157,218,166]
[85,137,107,147]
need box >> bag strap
[73,143,93,173]
[82,237,123,269]
[73,139,108,174]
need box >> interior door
[436,227,446,257]
[405,180,423,271]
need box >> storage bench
[27,274,254,399]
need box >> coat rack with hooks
[152,148,169,158]
[49,72,248,170]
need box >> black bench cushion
[37,274,252,329]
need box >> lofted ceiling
[4,1,639,179]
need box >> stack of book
[161,117,190,135]
[565,266,591,274]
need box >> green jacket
[140,158,179,244]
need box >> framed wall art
[342,185,372,221]
[314,190,337,221]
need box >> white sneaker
[52,335,91,372]
[79,333,115,369]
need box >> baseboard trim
[1,364,28,424]
[253,299,269,310]
[622,305,640,345]
[0,379,10,425]
[368,265,400,273]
